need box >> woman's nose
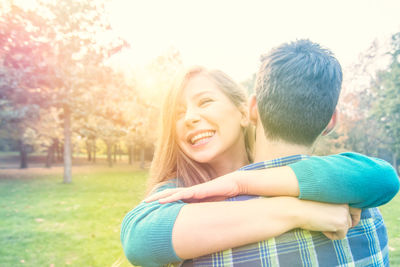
[184,108,200,126]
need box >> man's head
[254,39,342,146]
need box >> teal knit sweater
[121,152,399,267]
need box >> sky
[109,0,400,81]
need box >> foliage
[370,32,400,169]
[240,73,256,95]
[0,0,135,175]
[315,33,400,172]
[1,0,399,177]
[0,4,53,167]
[0,1,183,173]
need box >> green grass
[0,166,399,266]
[381,192,400,265]
[0,166,147,267]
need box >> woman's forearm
[173,197,297,259]
[233,166,300,197]
[173,197,350,259]
[233,152,399,208]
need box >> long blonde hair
[147,66,254,194]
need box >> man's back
[189,207,388,266]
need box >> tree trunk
[113,144,117,163]
[51,138,56,163]
[45,141,55,168]
[128,145,132,165]
[54,139,60,162]
[92,138,96,163]
[140,147,145,169]
[57,140,63,162]
[119,144,122,161]
[18,139,28,169]
[86,139,92,162]
[132,145,136,164]
[107,141,113,167]
[63,105,72,183]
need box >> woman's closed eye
[199,98,214,107]
[176,108,186,118]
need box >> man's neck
[253,127,312,162]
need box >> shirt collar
[239,154,309,171]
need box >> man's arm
[146,152,399,208]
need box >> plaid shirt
[182,155,389,267]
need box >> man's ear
[248,94,258,125]
[322,109,338,136]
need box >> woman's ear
[239,105,250,128]
[322,109,338,136]
[248,95,258,126]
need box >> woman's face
[175,74,247,165]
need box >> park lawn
[0,166,399,266]
[380,190,400,265]
[0,166,147,267]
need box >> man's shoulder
[240,154,309,171]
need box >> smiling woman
[147,67,254,189]
[175,70,251,177]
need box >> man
[149,40,395,266]
[123,40,399,267]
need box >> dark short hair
[255,39,343,146]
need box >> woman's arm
[290,152,399,207]
[172,197,352,259]
[121,184,353,266]
[121,183,186,267]
[146,152,399,208]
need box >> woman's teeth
[191,131,215,145]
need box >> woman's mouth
[189,131,215,146]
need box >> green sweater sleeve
[121,182,186,267]
[289,152,400,208]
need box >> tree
[371,32,400,172]
[240,73,256,95]
[0,4,52,168]
[32,0,128,182]
[1,0,128,179]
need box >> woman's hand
[145,167,300,203]
[295,200,361,240]
[322,207,361,240]
[298,201,352,239]
[144,173,245,203]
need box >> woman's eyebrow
[192,90,215,99]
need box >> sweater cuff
[289,160,321,201]
[121,200,187,266]
[148,202,185,262]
